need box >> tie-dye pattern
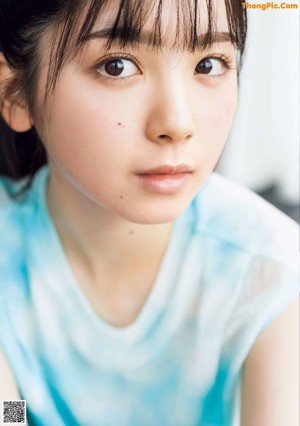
[0,166,298,426]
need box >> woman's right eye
[97,57,140,79]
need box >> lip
[138,164,193,175]
[136,164,193,194]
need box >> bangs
[45,0,247,95]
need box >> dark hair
[0,0,247,196]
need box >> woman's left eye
[97,57,140,79]
[195,57,229,76]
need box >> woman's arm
[0,349,20,400]
[241,296,299,426]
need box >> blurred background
[216,7,299,222]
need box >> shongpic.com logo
[242,1,298,9]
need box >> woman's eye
[195,57,226,76]
[97,58,139,78]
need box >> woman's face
[37,0,238,224]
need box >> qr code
[2,400,26,424]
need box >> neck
[46,167,173,282]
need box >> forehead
[84,0,230,51]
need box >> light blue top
[0,165,299,426]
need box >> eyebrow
[81,27,233,46]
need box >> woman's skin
[0,1,298,424]
[32,0,237,325]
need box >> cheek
[192,83,237,171]
[213,99,237,131]
[40,81,125,167]
[198,84,237,141]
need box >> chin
[118,198,193,225]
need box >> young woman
[0,1,298,425]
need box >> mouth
[138,164,193,175]
[136,164,193,194]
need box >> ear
[0,52,33,132]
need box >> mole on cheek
[129,230,135,235]
[117,122,125,128]
[120,195,124,199]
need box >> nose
[145,79,196,144]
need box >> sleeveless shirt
[0,165,298,426]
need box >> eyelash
[201,53,235,77]
[92,52,235,82]
[92,53,141,82]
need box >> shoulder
[187,173,298,333]
[192,172,298,271]
[192,175,299,367]
[0,174,39,301]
